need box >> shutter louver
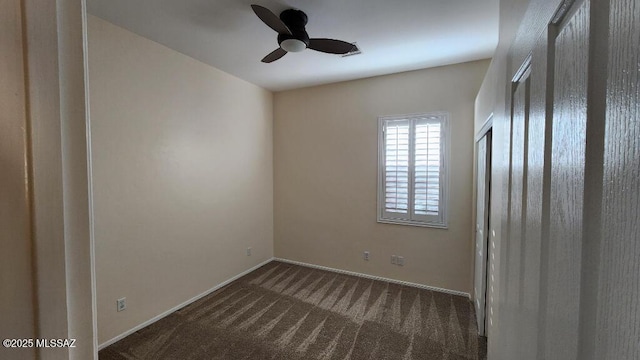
[384,120,410,215]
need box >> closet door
[545,1,590,358]
[595,0,640,358]
[504,66,531,358]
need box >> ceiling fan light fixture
[252,5,356,63]
[280,39,307,53]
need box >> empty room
[1,0,638,359]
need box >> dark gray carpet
[99,261,487,359]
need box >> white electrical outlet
[391,255,397,265]
[397,256,405,266]
[363,251,370,261]
[116,297,126,312]
[246,247,252,256]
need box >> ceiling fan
[251,4,357,63]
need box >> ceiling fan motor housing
[277,9,310,48]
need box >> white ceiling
[87,0,499,91]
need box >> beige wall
[88,16,274,344]
[0,1,36,358]
[274,60,489,294]
[474,58,498,131]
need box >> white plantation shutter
[413,119,442,222]
[378,113,448,228]
[383,120,410,216]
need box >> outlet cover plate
[117,298,126,312]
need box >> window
[377,113,449,228]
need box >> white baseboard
[274,257,471,299]
[98,258,274,350]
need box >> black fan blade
[262,48,287,63]
[308,38,355,54]
[251,5,291,35]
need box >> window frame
[377,112,450,229]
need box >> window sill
[377,218,448,229]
